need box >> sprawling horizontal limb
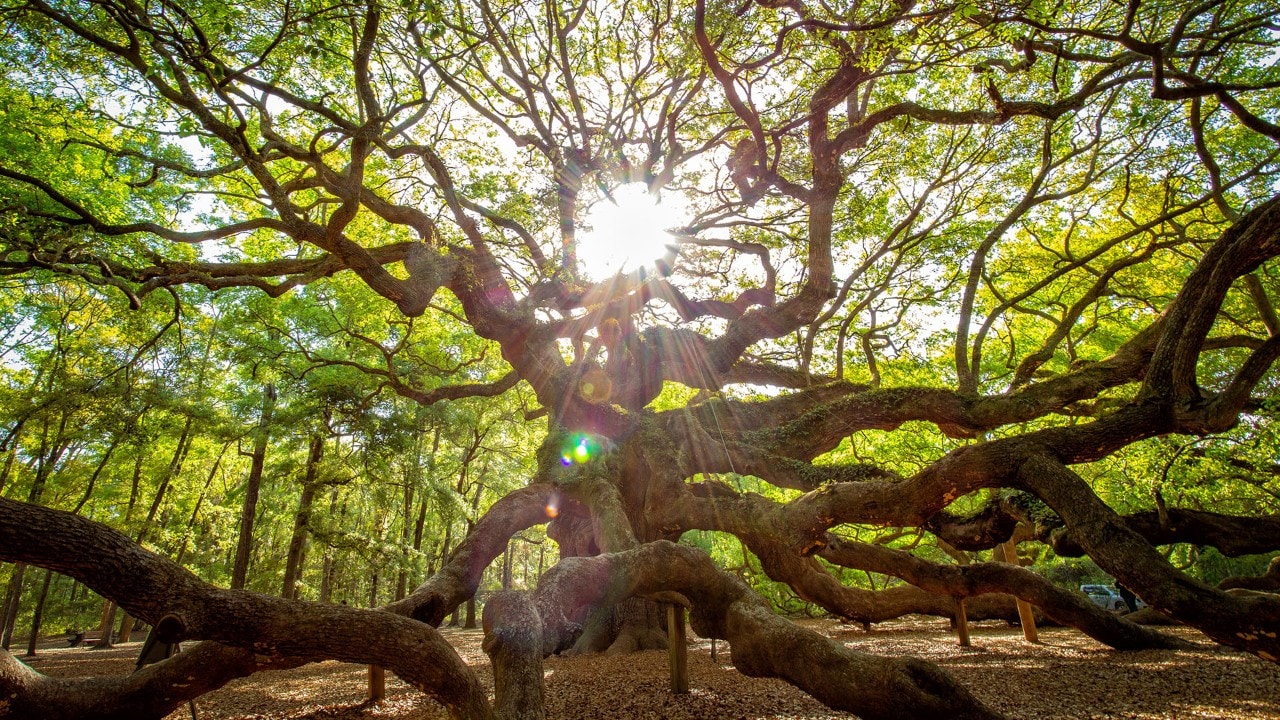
[0,497,493,719]
[1220,557,1280,593]
[736,528,1024,624]
[672,478,1184,649]
[1019,455,1280,661]
[818,537,1190,651]
[532,540,1004,720]
[0,642,277,720]
[927,491,1280,557]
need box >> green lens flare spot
[560,433,607,465]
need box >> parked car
[1080,584,1128,612]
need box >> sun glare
[577,184,684,279]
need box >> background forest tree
[0,0,1279,718]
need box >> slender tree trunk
[71,434,123,515]
[396,480,414,601]
[446,523,459,624]
[410,425,441,588]
[94,600,117,649]
[231,384,276,591]
[1,445,55,649]
[0,564,25,650]
[116,611,135,643]
[174,440,232,568]
[319,487,342,603]
[283,433,324,600]
[369,572,379,608]
[24,569,53,656]
[462,477,483,630]
[137,416,195,546]
[319,555,334,603]
[125,452,144,522]
[413,503,430,587]
[502,541,513,590]
[0,440,17,496]
[440,527,453,575]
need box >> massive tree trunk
[4,2,1280,719]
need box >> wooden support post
[954,597,971,648]
[666,604,689,695]
[1015,597,1039,643]
[368,665,386,701]
[1002,540,1039,643]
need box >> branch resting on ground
[0,496,493,720]
[518,540,1005,720]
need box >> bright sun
[577,183,685,279]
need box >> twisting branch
[0,497,493,719]
[0,642,284,720]
[528,540,1005,720]
[1017,455,1280,662]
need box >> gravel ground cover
[21,617,1280,719]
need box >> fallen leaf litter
[23,617,1280,719]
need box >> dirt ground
[21,617,1280,719]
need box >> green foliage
[0,0,1279,646]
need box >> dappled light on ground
[26,618,1280,720]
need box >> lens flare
[559,433,603,465]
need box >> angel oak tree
[1,0,1280,718]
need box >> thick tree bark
[0,641,275,720]
[385,484,562,626]
[0,497,492,720]
[1019,455,1280,661]
[1220,556,1280,593]
[741,526,1029,625]
[1048,508,1280,558]
[482,591,545,720]
[927,491,1280,557]
[529,541,1003,720]
[817,537,1190,651]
